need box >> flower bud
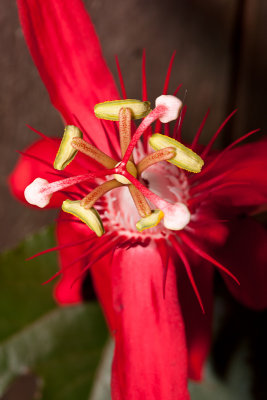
[136,209,164,232]
[149,134,204,173]
[62,200,104,237]
[94,99,151,121]
[54,125,83,170]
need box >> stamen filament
[71,137,117,168]
[121,105,167,166]
[119,107,133,159]
[128,185,152,217]
[137,147,176,175]
[81,179,122,209]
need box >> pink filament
[142,49,147,101]
[180,232,240,285]
[41,169,116,196]
[190,109,210,150]
[199,129,260,177]
[170,236,205,313]
[155,51,176,133]
[115,55,127,99]
[201,109,238,158]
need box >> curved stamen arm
[128,184,152,217]
[119,107,133,161]
[121,105,167,166]
[137,147,176,175]
[71,137,118,169]
[81,179,122,209]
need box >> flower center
[24,96,204,237]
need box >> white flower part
[24,178,52,208]
[155,95,183,123]
[163,202,190,230]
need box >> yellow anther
[149,134,204,173]
[94,99,151,121]
[62,200,104,237]
[54,126,82,170]
[136,209,164,232]
[114,161,137,184]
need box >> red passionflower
[10,1,267,399]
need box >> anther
[62,200,105,237]
[71,137,117,169]
[149,134,204,173]
[54,125,82,170]
[94,99,151,121]
[136,209,164,232]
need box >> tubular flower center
[24,96,204,237]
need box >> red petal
[201,139,267,212]
[9,138,94,208]
[17,0,120,155]
[177,251,214,381]
[110,245,189,399]
[54,212,97,304]
[216,217,267,310]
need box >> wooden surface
[0,0,266,251]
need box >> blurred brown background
[0,0,266,251]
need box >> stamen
[81,179,122,209]
[119,108,132,158]
[149,134,204,173]
[54,125,82,170]
[62,200,105,237]
[128,185,152,217]
[71,137,117,169]
[94,99,151,121]
[137,147,176,175]
[122,96,182,166]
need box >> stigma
[24,95,203,236]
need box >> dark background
[1,0,266,251]
[0,2,267,399]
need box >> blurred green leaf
[0,226,108,400]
